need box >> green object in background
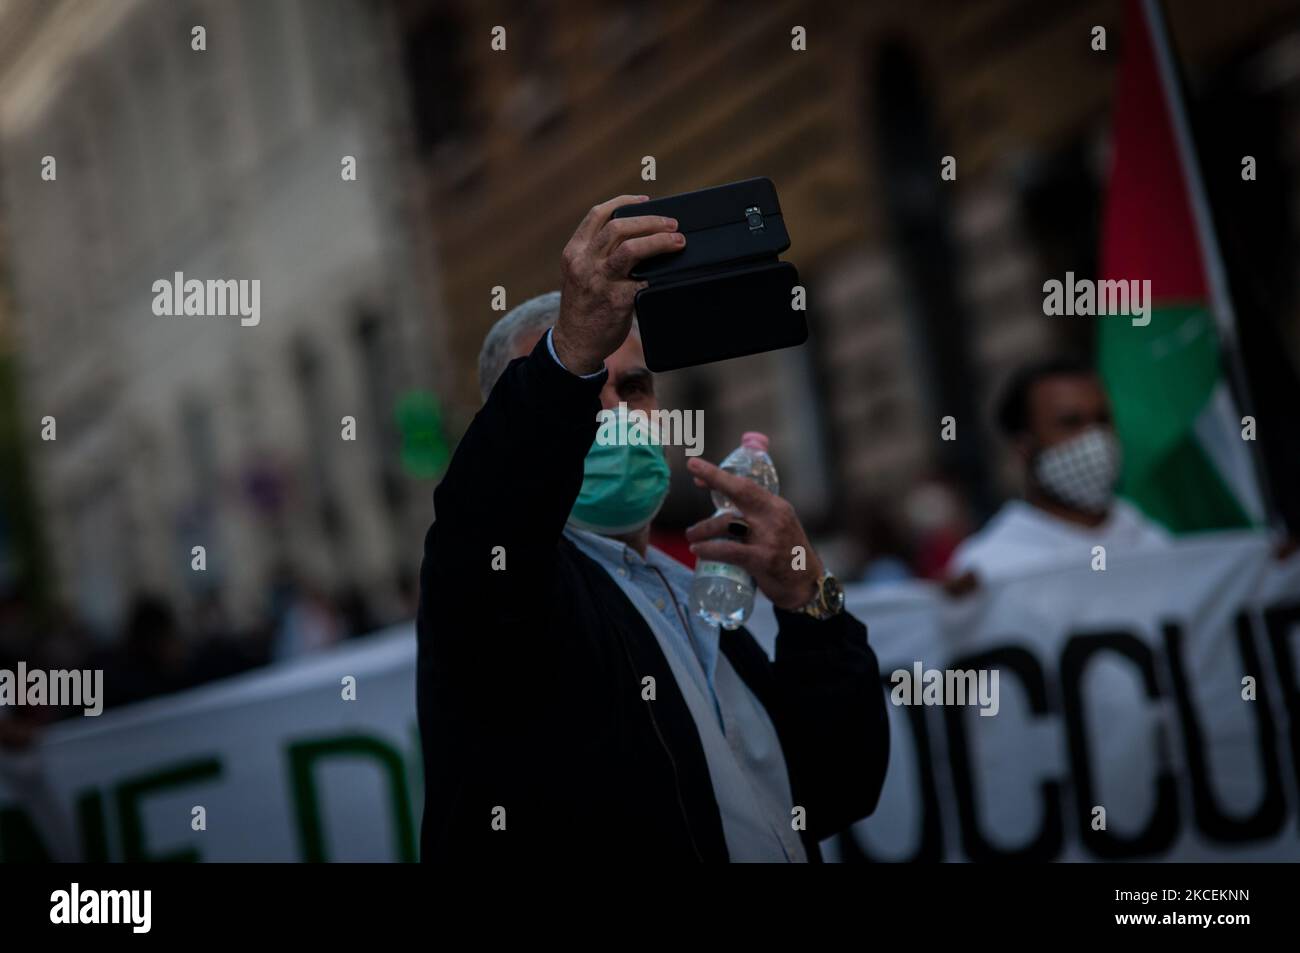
[395,390,449,479]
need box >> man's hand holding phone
[551,195,684,375]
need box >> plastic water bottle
[690,432,779,629]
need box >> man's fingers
[574,194,650,245]
[942,570,980,598]
[605,231,685,277]
[689,539,757,569]
[685,513,749,543]
[597,214,679,254]
[685,457,771,511]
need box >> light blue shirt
[564,527,808,862]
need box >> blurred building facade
[1,0,1299,636]
[0,0,449,634]
[396,0,1300,537]
[0,190,47,607]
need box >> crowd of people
[0,571,418,743]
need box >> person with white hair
[416,195,888,862]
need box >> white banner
[2,532,1298,862]
[0,630,421,862]
[821,532,1300,862]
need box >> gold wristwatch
[796,571,845,620]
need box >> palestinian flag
[1098,0,1266,532]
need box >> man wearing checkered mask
[948,357,1170,584]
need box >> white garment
[948,498,1171,583]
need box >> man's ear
[1012,433,1035,464]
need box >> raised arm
[421,195,684,614]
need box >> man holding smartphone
[416,194,889,862]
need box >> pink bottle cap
[741,431,769,452]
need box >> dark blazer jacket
[416,336,889,861]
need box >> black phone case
[612,177,806,372]
[633,260,805,373]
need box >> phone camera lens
[745,207,764,231]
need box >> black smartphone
[610,177,805,372]
[613,177,790,281]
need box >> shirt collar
[564,525,690,579]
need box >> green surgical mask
[568,423,671,536]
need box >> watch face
[822,575,845,612]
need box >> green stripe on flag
[1119,431,1250,532]
[1099,303,1251,532]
